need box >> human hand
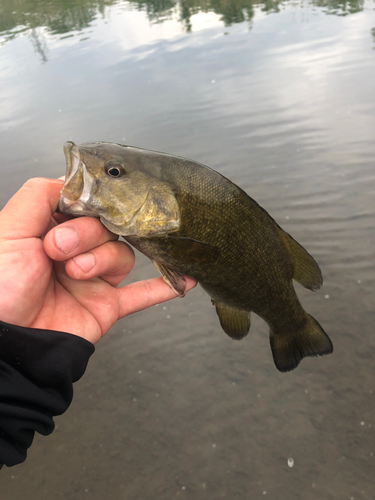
[0,178,196,344]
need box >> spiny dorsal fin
[212,300,251,340]
[279,231,322,291]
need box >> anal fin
[152,261,187,297]
[212,300,251,340]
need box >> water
[1,0,375,498]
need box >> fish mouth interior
[59,141,99,216]
[63,141,82,187]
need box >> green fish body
[59,141,333,372]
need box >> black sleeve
[0,321,95,468]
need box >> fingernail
[73,253,96,274]
[55,226,79,254]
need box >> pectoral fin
[212,300,251,340]
[152,261,187,297]
[166,236,220,264]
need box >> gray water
[1,0,375,498]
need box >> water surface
[1,0,375,498]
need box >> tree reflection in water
[0,0,367,43]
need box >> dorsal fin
[279,231,322,291]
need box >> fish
[58,141,333,372]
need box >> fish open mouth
[58,141,99,217]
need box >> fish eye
[105,163,126,178]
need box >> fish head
[59,141,181,237]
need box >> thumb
[0,178,64,240]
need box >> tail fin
[270,314,333,372]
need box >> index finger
[0,178,64,240]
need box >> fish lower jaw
[58,197,98,217]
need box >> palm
[0,236,115,343]
[0,178,195,345]
[34,271,117,343]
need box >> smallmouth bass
[59,141,333,372]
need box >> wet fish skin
[59,141,333,372]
